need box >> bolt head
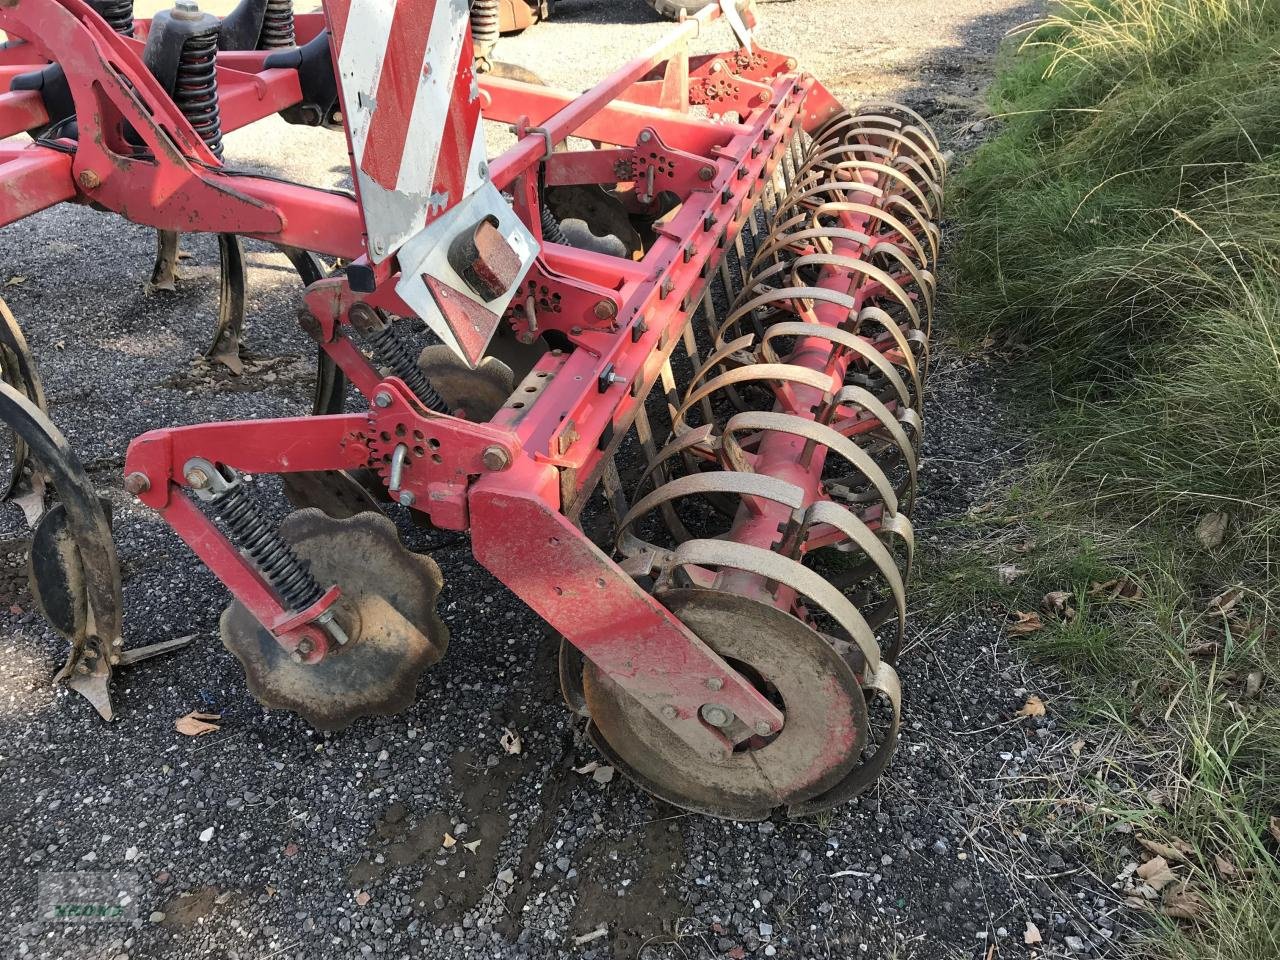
[593,299,617,320]
[398,490,416,507]
[660,705,677,720]
[184,468,209,490]
[705,677,724,691]
[374,391,393,408]
[77,169,101,190]
[638,130,652,143]
[482,445,511,471]
[296,638,313,656]
[700,704,733,728]
[754,720,773,737]
[698,167,715,182]
[124,472,150,495]
[785,57,798,70]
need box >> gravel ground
[0,2,1137,958]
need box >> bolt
[371,239,385,257]
[398,490,416,507]
[785,57,798,70]
[296,638,313,656]
[660,705,677,720]
[175,0,200,12]
[478,161,489,179]
[77,170,101,190]
[710,61,723,73]
[754,720,773,737]
[482,445,510,471]
[184,467,209,490]
[638,130,651,143]
[704,677,723,691]
[123,472,150,495]
[374,391,392,407]
[698,167,715,182]
[593,299,617,320]
[699,703,735,728]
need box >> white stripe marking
[337,0,396,164]
[395,0,470,194]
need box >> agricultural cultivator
[0,0,944,820]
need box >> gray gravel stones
[0,1,1133,958]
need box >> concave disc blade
[220,509,448,729]
[583,588,867,821]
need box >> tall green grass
[951,0,1280,555]
[947,3,1280,957]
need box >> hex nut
[482,445,511,471]
[124,472,151,495]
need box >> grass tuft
[944,2,1280,956]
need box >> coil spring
[88,0,135,36]
[540,204,568,246]
[366,324,451,414]
[470,0,499,56]
[175,28,224,158]
[215,481,324,612]
[259,0,296,49]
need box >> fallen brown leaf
[1090,577,1143,601]
[1162,886,1204,921]
[1014,538,1037,555]
[1136,856,1176,892]
[1006,610,1045,636]
[1070,739,1086,758]
[1042,590,1076,621]
[174,711,221,737]
[1023,920,1042,945]
[1213,854,1237,878]
[1269,816,1280,845]
[1017,694,1046,718]
[1196,512,1228,550]
[1185,641,1220,658]
[1138,838,1193,863]
[1208,587,1244,614]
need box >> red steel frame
[0,0,875,760]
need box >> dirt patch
[568,816,688,956]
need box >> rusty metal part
[148,230,249,374]
[0,295,46,500]
[601,103,941,814]
[0,379,122,716]
[417,344,515,422]
[219,509,448,729]
[584,588,866,821]
[281,469,384,519]
[544,184,644,259]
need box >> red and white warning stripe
[325,0,482,261]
